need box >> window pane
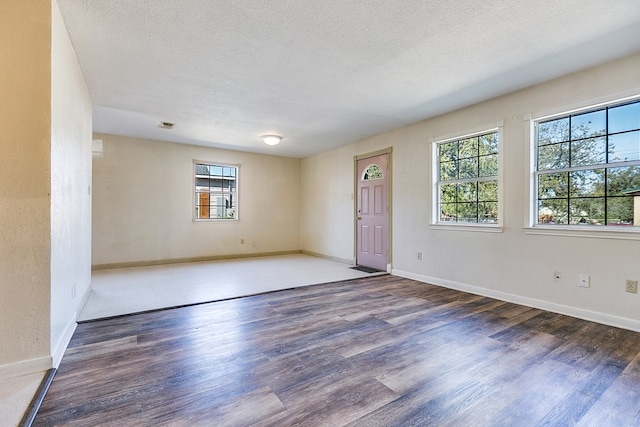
[440,203,457,222]
[571,110,606,140]
[363,164,383,180]
[459,137,478,159]
[538,199,568,224]
[210,176,222,190]
[479,202,498,223]
[538,142,569,170]
[195,192,210,219]
[459,158,478,179]
[479,154,498,177]
[608,131,640,163]
[569,197,605,225]
[571,137,606,167]
[210,165,223,176]
[570,169,605,198]
[439,142,458,162]
[457,203,478,223]
[607,197,634,225]
[440,183,457,203]
[478,180,498,201]
[440,161,458,181]
[210,194,235,218]
[538,118,569,145]
[195,177,210,189]
[538,172,568,199]
[479,133,498,155]
[609,101,640,134]
[458,182,477,203]
[607,166,640,196]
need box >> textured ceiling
[56,0,640,158]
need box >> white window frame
[193,160,239,222]
[525,92,640,240]
[430,121,504,232]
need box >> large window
[534,98,640,228]
[194,162,238,220]
[435,130,500,225]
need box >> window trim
[193,160,240,222]
[526,92,640,239]
[430,121,504,231]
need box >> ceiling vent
[159,121,175,129]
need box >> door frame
[353,147,393,271]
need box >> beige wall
[302,52,640,330]
[50,0,93,366]
[0,1,52,371]
[301,144,361,263]
[92,134,302,266]
[0,0,92,377]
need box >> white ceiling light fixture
[261,134,282,146]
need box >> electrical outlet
[240,238,245,245]
[417,252,422,260]
[578,274,590,288]
[553,271,562,282]
[626,280,638,294]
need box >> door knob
[357,216,362,220]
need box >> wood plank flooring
[34,275,640,426]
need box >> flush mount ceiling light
[261,134,282,146]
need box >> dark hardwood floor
[35,275,640,426]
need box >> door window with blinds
[194,162,238,220]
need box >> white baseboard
[392,268,640,333]
[0,356,51,381]
[49,282,91,368]
[78,283,92,315]
[51,318,77,368]
[76,283,92,321]
[0,283,90,380]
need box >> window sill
[430,223,503,233]
[524,225,640,240]
[193,218,239,223]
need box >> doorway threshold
[350,265,386,274]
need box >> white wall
[92,134,301,266]
[50,0,93,366]
[302,52,640,330]
[0,0,52,374]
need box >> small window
[362,164,383,180]
[194,162,238,220]
[435,130,500,225]
[534,98,640,228]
